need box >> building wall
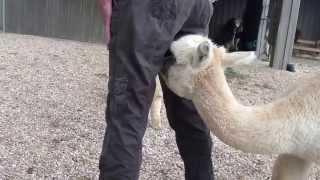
[5,0,105,43]
[0,0,3,31]
[297,0,320,41]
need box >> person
[98,0,215,179]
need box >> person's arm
[98,0,112,43]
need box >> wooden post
[271,0,301,69]
[256,0,270,59]
[2,0,5,32]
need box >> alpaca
[149,76,163,129]
[162,34,320,180]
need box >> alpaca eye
[198,54,206,62]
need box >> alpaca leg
[150,95,162,129]
[150,76,163,130]
[271,154,312,180]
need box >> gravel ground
[0,33,320,180]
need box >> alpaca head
[163,34,256,99]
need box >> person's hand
[98,0,112,43]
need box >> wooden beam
[297,39,317,46]
[294,45,320,53]
[317,40,320,48]
[256,0,270,59]
[271,0,301,69]
[2,0,4,32]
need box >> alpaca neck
[192,64,289,154]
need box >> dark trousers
[99,0,214,179]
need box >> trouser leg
[160,79,214,180]
[161,1,215,179]
[99,0,189,179]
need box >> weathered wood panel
[256,0,270,59]
[5,0,105,43]
[297,0,320,41]
[272,0,301,69]
[0,0,3,31]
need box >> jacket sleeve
[98,0,112,44]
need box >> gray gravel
[0,33,320,180]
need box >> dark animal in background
[215,18,243,52]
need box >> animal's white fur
[149,76,163,129]
[164,34,320,180]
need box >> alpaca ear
[197,41,210,59]
[193,41,212,68]
[222,51,256,68]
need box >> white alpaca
[149,76,163,129]
[163,34,320,180]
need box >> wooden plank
[294,54,320,60]
[271,0,289,69]
[5,0,105,43]
[283,0,302,66]
[0,0,4,32]
[0,0,2,31]
[297,0,320,42]
[272,0,301,69]
[256,0,270,59]
[294,45,320,53]
[296,39,317,46]
[267,0,282,67]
